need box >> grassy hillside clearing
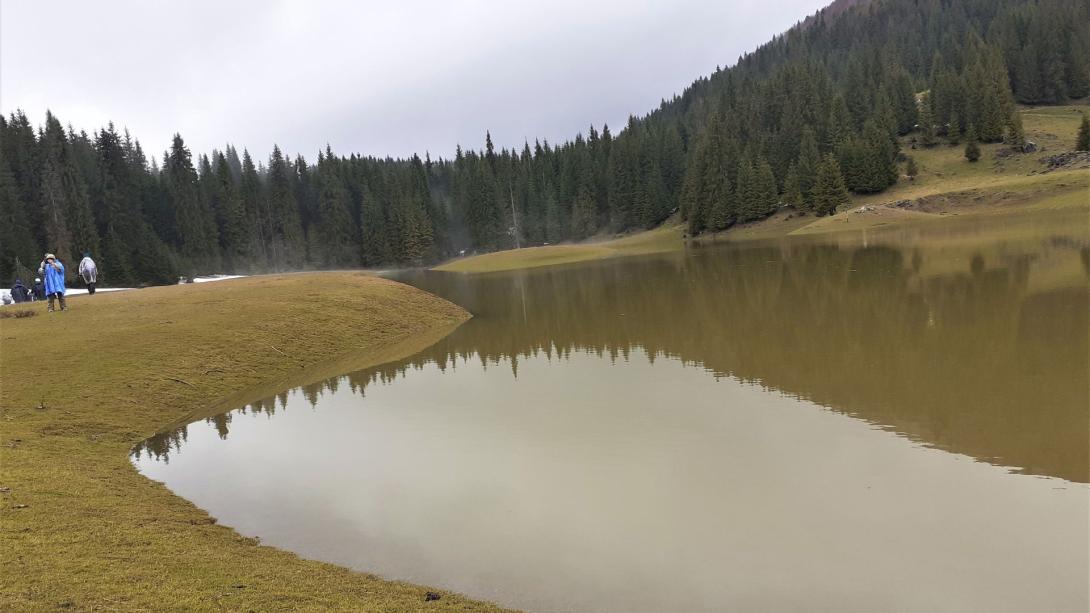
[440,105,1088,273]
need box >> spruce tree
[704,172,732,233]
[238,150,266,270]
[1006,112,1026,149]
[0,149,36,280]
[1076,114,1090,152]
[964,125,982,162]
[213,152,247,269]
[754,158,779,218]
[266,145,306,269]
[946,111,962,145]
[796,128,820,211]
[735,158,756,223]
[917,95,936,147]
[905,156,919,180]
[313,151,359,267]
[812,154,850,217]
[165,134,218,273]
[782,164,804,209]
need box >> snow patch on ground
[2,275,247,304]
[192,275,245,283]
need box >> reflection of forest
[137,237,1088,482]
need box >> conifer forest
[1,0,1087,285]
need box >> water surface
[135,212,1089,612]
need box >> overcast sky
[2,0,828,162]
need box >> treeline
[1,0,1087,284]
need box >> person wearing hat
[78,251,98,295]
[38,253,67,312]
[10,279,30,303]
[32,277,45,301]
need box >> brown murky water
[135,212,1089,612]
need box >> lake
[134,212,1089,612]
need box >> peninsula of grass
[433,223,685,274]
[437,104,1089,273]
[0,274,508,612]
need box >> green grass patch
[435,224,685,273]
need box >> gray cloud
[1,0,828,162]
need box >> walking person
[10,279,29,303]
[38,253,67,312]
[78,252,98,295]
[32,277,45,301]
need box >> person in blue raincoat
[38,253,67,312]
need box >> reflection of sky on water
[134,219,1090,612]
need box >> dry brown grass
[0,273,510,611]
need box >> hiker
[10,279,29,303]
[32,277,45,301]
[38,253,67,312]
[78,252,98,294]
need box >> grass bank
[434,223,684,273]
[0,274,508,611]
[437,104,1089,273]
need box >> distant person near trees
[32,277,45,301]
[38,253,67,312]
[10,279,30,303]
[79,252,98,295]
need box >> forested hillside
[1,0,1087,284]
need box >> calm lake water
[134,212,1089,612]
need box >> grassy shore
[437,104,1089,273]
[434,223,684,273]
[0,274,509,611]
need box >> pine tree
[266,145,306,269]
[1006,112,1026,149]
[213,152,247,269]
[0,149,36,280]
[735,158,757,223]
[165,134,218,273]
[812,154,850,216]
[1076,114,1090,152]
[39,113,99,269]
[704,171,732,232]
[782,164,804,209]
[946,110,963,145]
[570,186,597,240]
[796,127,820,210]
[754,158,779,218]
[905,156,919,180]
[917,94,936,147]
[238,150,266,270]
[964,124,982,162]
[313,151,359,267]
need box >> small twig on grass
[202,367,225,375]
[165,377,194,387]
[268,344,305,368]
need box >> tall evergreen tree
[812,155,850,217]
[964,124,982,162]
[266,145,306,269]
[1076,114,1090,152]
[165,134,218,273]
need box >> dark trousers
[47,293,67,311]
[87,282,96,295]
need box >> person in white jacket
[78,252,98,295]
